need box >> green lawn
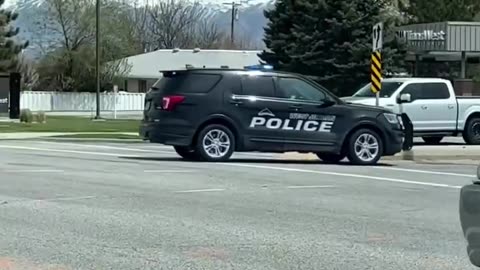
[0,116,140,133]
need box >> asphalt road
[0,140,478,270]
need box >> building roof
[119,49,263,79]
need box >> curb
[279,152,480,165]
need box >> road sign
[371,51,382,94]
[372,22,383,52]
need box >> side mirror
[319,99,336,108]
[398,93,412,104]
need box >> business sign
[0,77,9,114]
[395,22,448,51]
[398,30,446,41]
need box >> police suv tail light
[383,113,399,124]
[162,95,185,111]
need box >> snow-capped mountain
[3,0,272,57]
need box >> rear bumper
[460,184,480,267]
[139,121,195,146]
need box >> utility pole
[223,1,245,47]
[95,0,101,119]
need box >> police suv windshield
[352,82,404,98]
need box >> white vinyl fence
[20,91,146,112]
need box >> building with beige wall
[117,49,262,93]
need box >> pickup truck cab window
[276,77,327,102]
[401,82,451,101]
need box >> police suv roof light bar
[244,65,274,70]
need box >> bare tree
[193,17,225,49]
[15,54,39,91]
[43,0,95,51]
[148,0,208,49]
[119,0,155,53]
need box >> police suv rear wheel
[316,153,345,164]
[347,129,383,165]
[173,146,199,161]
[196,124,235,162]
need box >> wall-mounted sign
[397,30,446,41]
[408,30,445,41]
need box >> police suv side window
[241,76,275,97]
[276,77,326,102]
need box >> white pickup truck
[343,78,480,145]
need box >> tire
[173,146,199,161]
[422,136,443,144]
[316,153,345,164]
[463,117,480,145]
[346,128,384,165]
[195,124,235,162]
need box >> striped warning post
[371,51,382,94]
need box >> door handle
[421,105,428,110]
[448,104,455,109]
[289,104,303,111]
[229,100,243,106]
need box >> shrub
[20,109,33,123]
[36,111,47,123]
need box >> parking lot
[0,140,478,270]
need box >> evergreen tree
[260,0,406,96]
[0,0,28,72]
[404,0,480,23]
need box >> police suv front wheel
[195,124,235,162]
[346,129,383,165]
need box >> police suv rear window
[152,72,221,93]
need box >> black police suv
[140,68,403,165]
[459,164,480,267]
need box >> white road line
[38,196,97,202]
[373,166,476,178]
[0,145,140,157]
[3,169,64,173]
[37,141,174,154]
[286,185,335,189]
[143,170,196,173]
[221,163,462,189]
[174,188,225,193]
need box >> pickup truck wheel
[463,117,480,145]
[346,129,383,165]
[422,136,443,144]
[316,153,345,164]
[195,124,235,162]
[173,146,199,161]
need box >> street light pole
[95,0,101,119]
